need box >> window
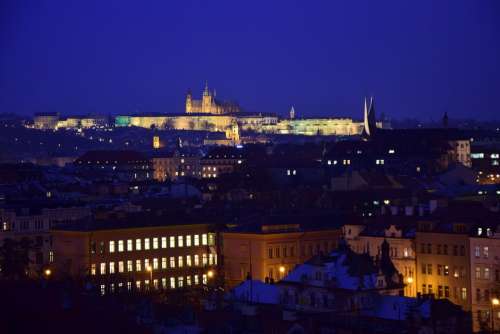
[161,278,167,289]
[100,284,105,296]
[186,235,192,247]
[194,275,199,285]
[153,258,159,270]
[99,241,105,254]
[291,246,295,257]
[445,286,450,297]
[170,236,175,248]
[118,261,124,273]
[427,244,432,254]
[118,240,124,252]
[422,284,427,294]
[136,281,141,290]
[475,246,480,258]
[186,255,192,267]
[438,285,443,298]
[428,285,433,294]
[136,239,142,251]
[403,248,409,258]
[170,257,175,268]
[100,263,106,275]
[194,234,200,246]
[453,245,458,256]
[209,253,214,265]
[476,288,481,302]
[208,233,215,245]
[484,246,489,259]
[109,241,115,253]
[127,239,133,251]
[275,248,280,258]
[91,263,96,275]
[460,245,465,256]
[427,264,432,275]
[136,260,142,271]
[268,248,273,259]
[202,274,207,284]
[178,236,184,248]
[444,265,449,276]
[422,263,427,274]
[283,247,287,257]
[194,254,199,266]
[127,260,133,272]
[153,237,158,249]
[476,267,481,279]
[49,251,54,263]
[443,245,448,255]
[437,245,441,255]
[161,237,167,248]
[202,234,208,245]
[420,243,425,254]
[485,268,490,280]
[109,262,115,274]
[170,277,175,289]
[202,253,208,266]
[437,264,442,276]
[186,276,192,286]
[162,257,167,269]
[178,276,184,288]
[178,256,183,268]
[144,238,150,250]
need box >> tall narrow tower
[363,96,377,137]
[289,106,295,120]
[202,81,212,113]
[185,89,193,113]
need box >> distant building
[34,112,59,130]
[186,83,240,115]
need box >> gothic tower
[290,106,295,120]
[185,89,193,113]
[202,81,212,113]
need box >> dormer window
[478,227,483,236]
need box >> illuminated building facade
[186,83,240,115]
[222,220,342,288]
[152,152,202,181]
[51,220,218,295]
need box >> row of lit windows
[421,284,466,300]
[93,233,214,254]
[474,245,490,258]
[99,275,208,295]
[421,263,467,278]
[419,243,466,256]
[91,254,217,275]
[268,242,337,260]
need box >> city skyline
[1,0,500,120]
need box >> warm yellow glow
[279,266,286,274]
[492,298,500,306]
[44,269,51,277]
[207,270,214,278]
[146,265,152,272]
[407,277,413,283]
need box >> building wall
[415,231,471,310]
[152,156,201,181]
[469,236,500,332]
[222,229,341,289]
[52,225,217,294]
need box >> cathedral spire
[363,96,377,138]
[203,81,209,96]
[290,106,295,120]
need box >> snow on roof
[229,280,280,305]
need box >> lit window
[478,228,483,236]
[144,238,150,250]
[153,237,159,249]
[100,284,105,296]
[186,235,192,247]
[475,246,481,257]
[153,258,159,270]
[144,259,150,269]
[170,256,175,268]
[161,278,167,289]
[178,276,184,288]
[109,262,115,274]
[49,251,54,263]
[476,267,481,279]
[186,255,192,267]
[202,234,208,246]
[287,169,291,176]
[208,233,215,246]
[109,241,115,253]
[461,288,467,300]
[170,236,175,248]
[136,260,142,271]
[161,237,167,248]
[178,236,184,248]
[388,149,395,154]
[194,275,199,285]
[485,268,491,280]
[202,253,208,266]
[484,246,489,258]
[118,240,124,252]
[127,239,133,251]
[91,263,96,275]
[136,281,141,290]
[127,260,133,272]
[178,256,183,268]
[194,235,200,246]
[209,253,214,265]
[162,257,167,269]
[153,279,158,289]
[194,254,200,266]
[187,276,192,286]
[327,160,332,165]
[136,239,142,251]
[118,261,124,273]
[202,274,207,284]
[127,282,132,291]
[100,263,106,275]
[170,277,176,289]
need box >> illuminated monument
[186,82,240,115]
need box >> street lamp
[492,298,499,334]
[279,266,285,279]
[207,270,214,279]
[44,269,51,278]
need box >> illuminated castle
[186,82,240,115]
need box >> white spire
[290,106,295,120]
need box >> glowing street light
[146,265,153,283]
[492,298,499,306]
[44,269,51,278]
[207,270,214,279]
[406,277,413,284]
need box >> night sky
[1,0,499,120]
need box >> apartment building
[222,216,342,288]
[51,216,218,295]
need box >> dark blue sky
[1,0,499,120]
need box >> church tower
[202,81,212,113]
[289,106,295,120]
[185,89,193,113]
[363,96,377,137]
